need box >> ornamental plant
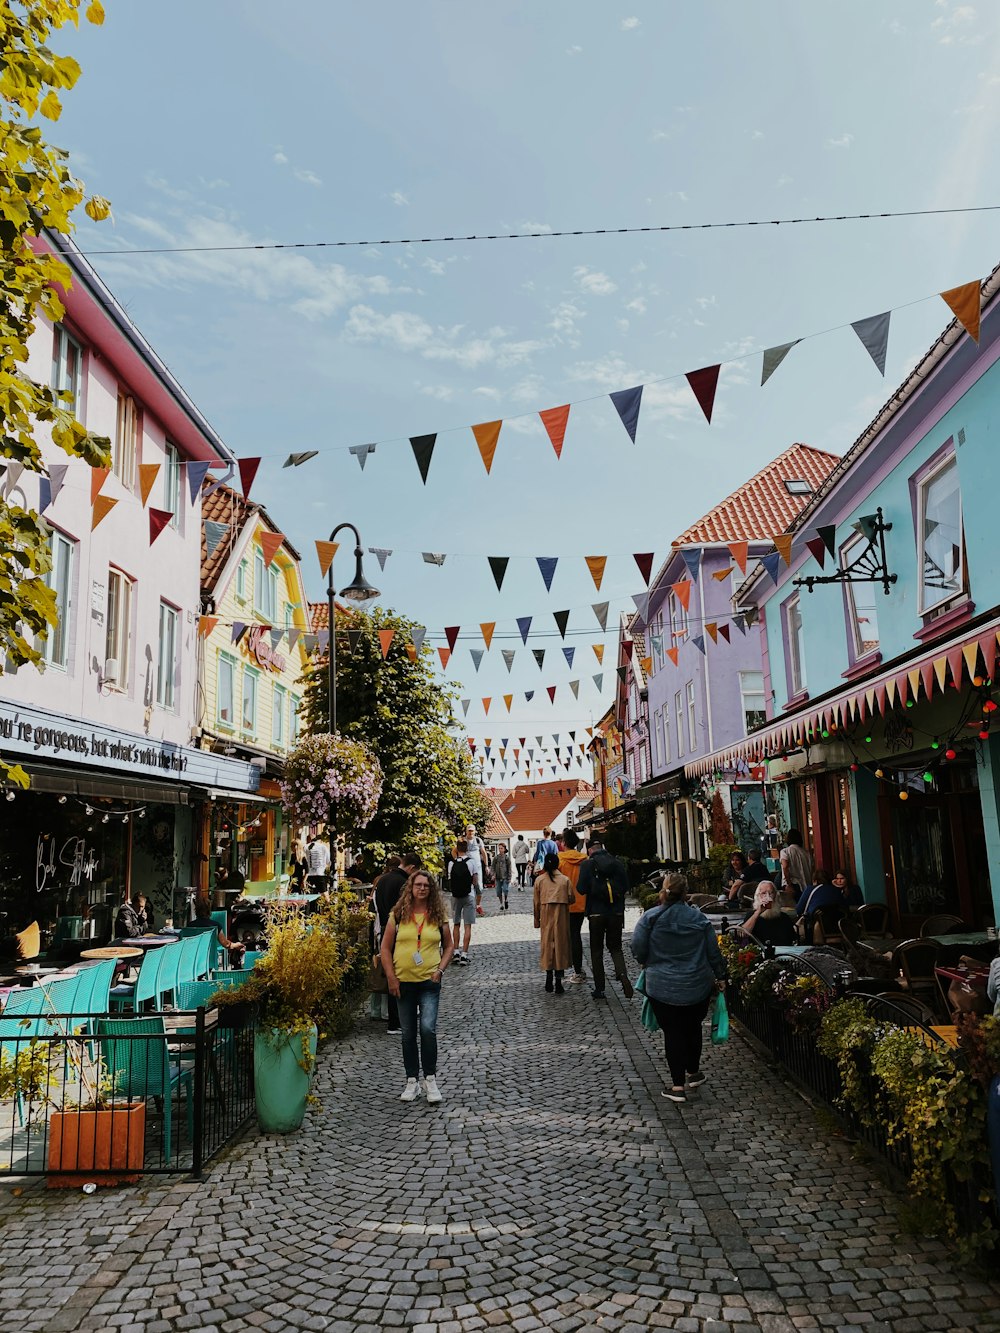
[718,934,760,983]
[280,733,382,839]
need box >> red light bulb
[849,763,859,772]
[984,700,998,713]
[945,748,957,761]
[980,730,990,741]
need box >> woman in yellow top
[381,869,454,1103]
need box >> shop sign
[0,700,260,792]
[241,625,286,675]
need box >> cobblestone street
[1,896,998,1332]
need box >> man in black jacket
[576,838,634,1001]
[373,852,422,1033]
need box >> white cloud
[273,149,288,166]
[650,129,673,142]
[390,190,409,207]
[566,43,583,55]
[520,220,552,233]
[695,294,716,310]
[616,318,630,333]
[932,4,980,43]
[574,266,618,295]
[418,384,455,401]
[826,133,854,148]
[625,297,646,314]
[751,129,765,140]
[548,301,586,337]
[293,168,323,187]
[621,16,640,30]
[344,305,545,369]
[670,190,689,203]
[473,386,502,400]
[776,173,793,187]
[503,415,543,436]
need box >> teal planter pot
[254,1024,318,1133]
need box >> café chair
[918,914,967,939]
[14,921,40,961]
[876,991,937,1026]
[856,904,892,939]
[893,939,941,1010]
[689,894,719,908]
[840,913,862,946]
[110,946,165,1013]
[96,1016,194,1163]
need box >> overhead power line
[77,204,1000,258]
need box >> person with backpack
[558,828,589,983]
[448,838,479,965]
[491,845,512,911]
[575,837,634,1001]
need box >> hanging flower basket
[280,734,382,836]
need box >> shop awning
[20,764,194,805]
[685,612,1000,778]
[193,788,271,804]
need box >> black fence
[0,1008,256,1180]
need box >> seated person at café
[131,892,154,933]
[795,870,843,918]
[192,892,243,964]
[114,890,143,939]
[727,849,769,901]
[741,881,795,947]
[722,851,748,899]
[832,869,864,908]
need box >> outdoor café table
[928,931,996,947]
[80,946,142,961]
[131,935,180,949]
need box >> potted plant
[280,733,383,845]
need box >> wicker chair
[918,914,967,938]
[893,939,941,1011]
[856,903,892,939]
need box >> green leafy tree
[0,0,112,785]
[300,605,492,873]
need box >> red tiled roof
[672,444,839,546]
[484,798,515,840]
[201,482,302,594]
[308,601,351,631]
[498,780,596,834]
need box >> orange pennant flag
[593,644,605,664]
[772,534,793,566]
[482,697,492,716]
[480,622,495,649]
[503,694,513,712]
[667,647,679,666]
[138,462,160,507]
[472,420,502,474]
[315,540,339,577]
[539,403,570,459]
[198,615,218,638]
[91,494,117,530]
[706,622,719,644]
[727,541,748,574]
[260,532,284,568]
[379,629,395,659]
[671,581,692,611]
[437,646,451,669]
[712,566,733,581]
[585,555,607,591]
[640,656,652,674]
[406,643,417,663]
[90,466,110,506]
[941,280,981,344]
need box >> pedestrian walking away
[372,852,423,1032]
[576,836,633,1000]
[532,827,559,877]
[533,852,572,993]
[631,872,728,1104]
[448,839,479,964]
[465,824,488,915]
[491,845,512,909]
[381,869,454,1103]
[306,833,332,893]
[512,833,531,888]
[558,827,589,983]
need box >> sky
[53,0,1000,785]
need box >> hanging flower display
[281,734,383,836]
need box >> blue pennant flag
[536,556,558,592]
[609,385,643,443]
[681,548,702,582]
[524,690,535,702]
[516,616,532,644]
[760,551,783,585]
[562,646,575,668]
[692,635,706,655]
[187,460,212,503]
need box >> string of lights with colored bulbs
[0,791,149,823]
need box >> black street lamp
[325,522,380,733]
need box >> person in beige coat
[533,852,572,994]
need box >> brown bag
[368,954,389,994]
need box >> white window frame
[787,594,806,697]
[218,653,235,728]
[242,666,258,735]
[661,702,671,765]
[916,454,965,615]
[739,670,766,737]
[156,601,179,710]
[841,532,881,660]
[253,550,278,622]
[104,568,133,691]
[674,690,684,758]
[272,682,286,749]
[41,530,73,669]
[114,391,139,489]
[670,591,689,641]
[164,442,181,527]
[236,559,248,604]
[291,694,301,742]
[51,326,82,419]
[686,680,697,753]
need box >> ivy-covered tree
[0,0,112,785]
[300,605,492,873]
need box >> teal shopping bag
[711,990,730,1045]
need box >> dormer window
[783,478,812,496]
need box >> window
[739,671,766,735]
[786,594,806,696]
[651,708,661,769]
[254,550,278,621]
[104,568,133,690]
[686,680,697,753]
[51,327,82,419]
[661,702,671,765]
[674,690,684,758]
[164,443,181,526]
[841,533,881,659]
[242,667,258,734]
[236,559,248,602]
[291,695,301,742]
[783,478,812,496]
[41,531,73,668]
[156,602,178,709]
[218,653,235,727]
[272,684,286,749]
[670,591,689,641]
[114,392,139,488]
[917,455,964,613]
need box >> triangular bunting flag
[536,556,558,591]
[616,666,627,684]
[685,364,720,423]
[817,524,837,558]
[445,626,460,652]
[349,443,376,470]
[470,649,484,672]
[405,643,417,663]
[727,541,748,574]
[37,477,52,513]
[712,567,733,581]
[422,552,446,566]
[671,581,692,611]
[593,673,604,691]
[681,549,702,582]
[963,642,981,680]
[772,534,793,566]
[92,494,117,530]
[260,532,283,568]
[539,403,570,458]
[502,649,515,672]
[488,556,508,591]
[547,685,557,703]
[2,461,23,494]
[946,646,965,687]
[667,647,679,666]
[231,622,247,645]
[609,385,643,443]
[205,520,229,558]
[287,628,302,651]
[553,610,570,638]
[760,551,783,584]
[283,451,319,468]
[592,602,609,631]
[437,647,451,669]
[633,552,654,584]
[692,635,706,655]
[90,466,110,506]
[640,656,652,674]
[851,311,891,375]
[569,680,579,699]
[317,630,330,652]
[411,626,426,654]
[585,555,607,591]
[303,633,318,654]
[854,514,879,542]
[706,623,718,644]
[718,623,731,643]
[632,592,649,621]
[237,457,261,499]
[980,632,998,682]
[908,668,923,703]
[138,463,160,507]
[149,508,172,545]
[503,694,513,712]
[941,280,981,344]
[480,622,495,649]
[186,460,211,503]
[593,644,605,664]
[315,541,338,577]
[761,340,799,386]
[525,691,534,702]
[920,660,936,701]
[482,698,492,715]
[461,699,470,717]
[198,616,218,638]
[46,463,68,508]
[562,646,575,667]
[532,648,545,670]
[270,628,284,650]
[410,434,436,484]
[379,629,395,659]
[472,420,502,474]
[370,546,391,570]
[517,616,532,644]
[805,537,827,569]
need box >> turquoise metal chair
[75,958,117,1019]
[0,988,50,1124]
[2,986,48,1019]
[110,946,164,1013]
[243,951,264,969]
[175,935,200,988]
[39,975,81,1032]
[211,968,253,986]
[96,1016,194,1163]
[180,923,221,975]
[192,931,213,980]
[155,942,183,1009]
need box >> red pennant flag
[671,581,692,611]
[685,364,720,424]
[979,632,998,682]
[547,685,557,703]
[149,507,172,545]
[90,466,110,506]
[260,532,283,567]
[198,616,218,638]
[718,623,731,643]
[539,404,570,459]
[238,457,261,499]
[91,494,117,530]
[445,626,460,651]
[379,629,395,659]
[633,552,654,584]
[472,421,502,474]
[805,537,827,569]
[666,647,679,666]
[315,540,339,577]
[437,646,451,669]
[941,280,981,344]
[727,541,748,574]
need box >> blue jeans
[396,980,440,1079]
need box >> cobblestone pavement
[1,893,999,1332]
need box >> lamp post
[325,522,380,734]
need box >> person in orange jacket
[558,827,589,984]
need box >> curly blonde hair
[392,870,448,928]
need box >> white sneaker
[424,1075,443,1104]
[399,1078,420,1102]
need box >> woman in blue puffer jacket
[631,872,727,1104]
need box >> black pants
[569,912,586,975]
[588,914,629,993]
[649,994,712,1086]
[516,862,528,887]
[387,992,399,1029]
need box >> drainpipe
[697,556,714,754]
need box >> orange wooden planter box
[47,1101,146,1187]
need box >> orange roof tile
[201,482,301,594]
[497,780,596,834]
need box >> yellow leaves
[85,1,106,24]
[39,91,61,120]
[84,193,111,222]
